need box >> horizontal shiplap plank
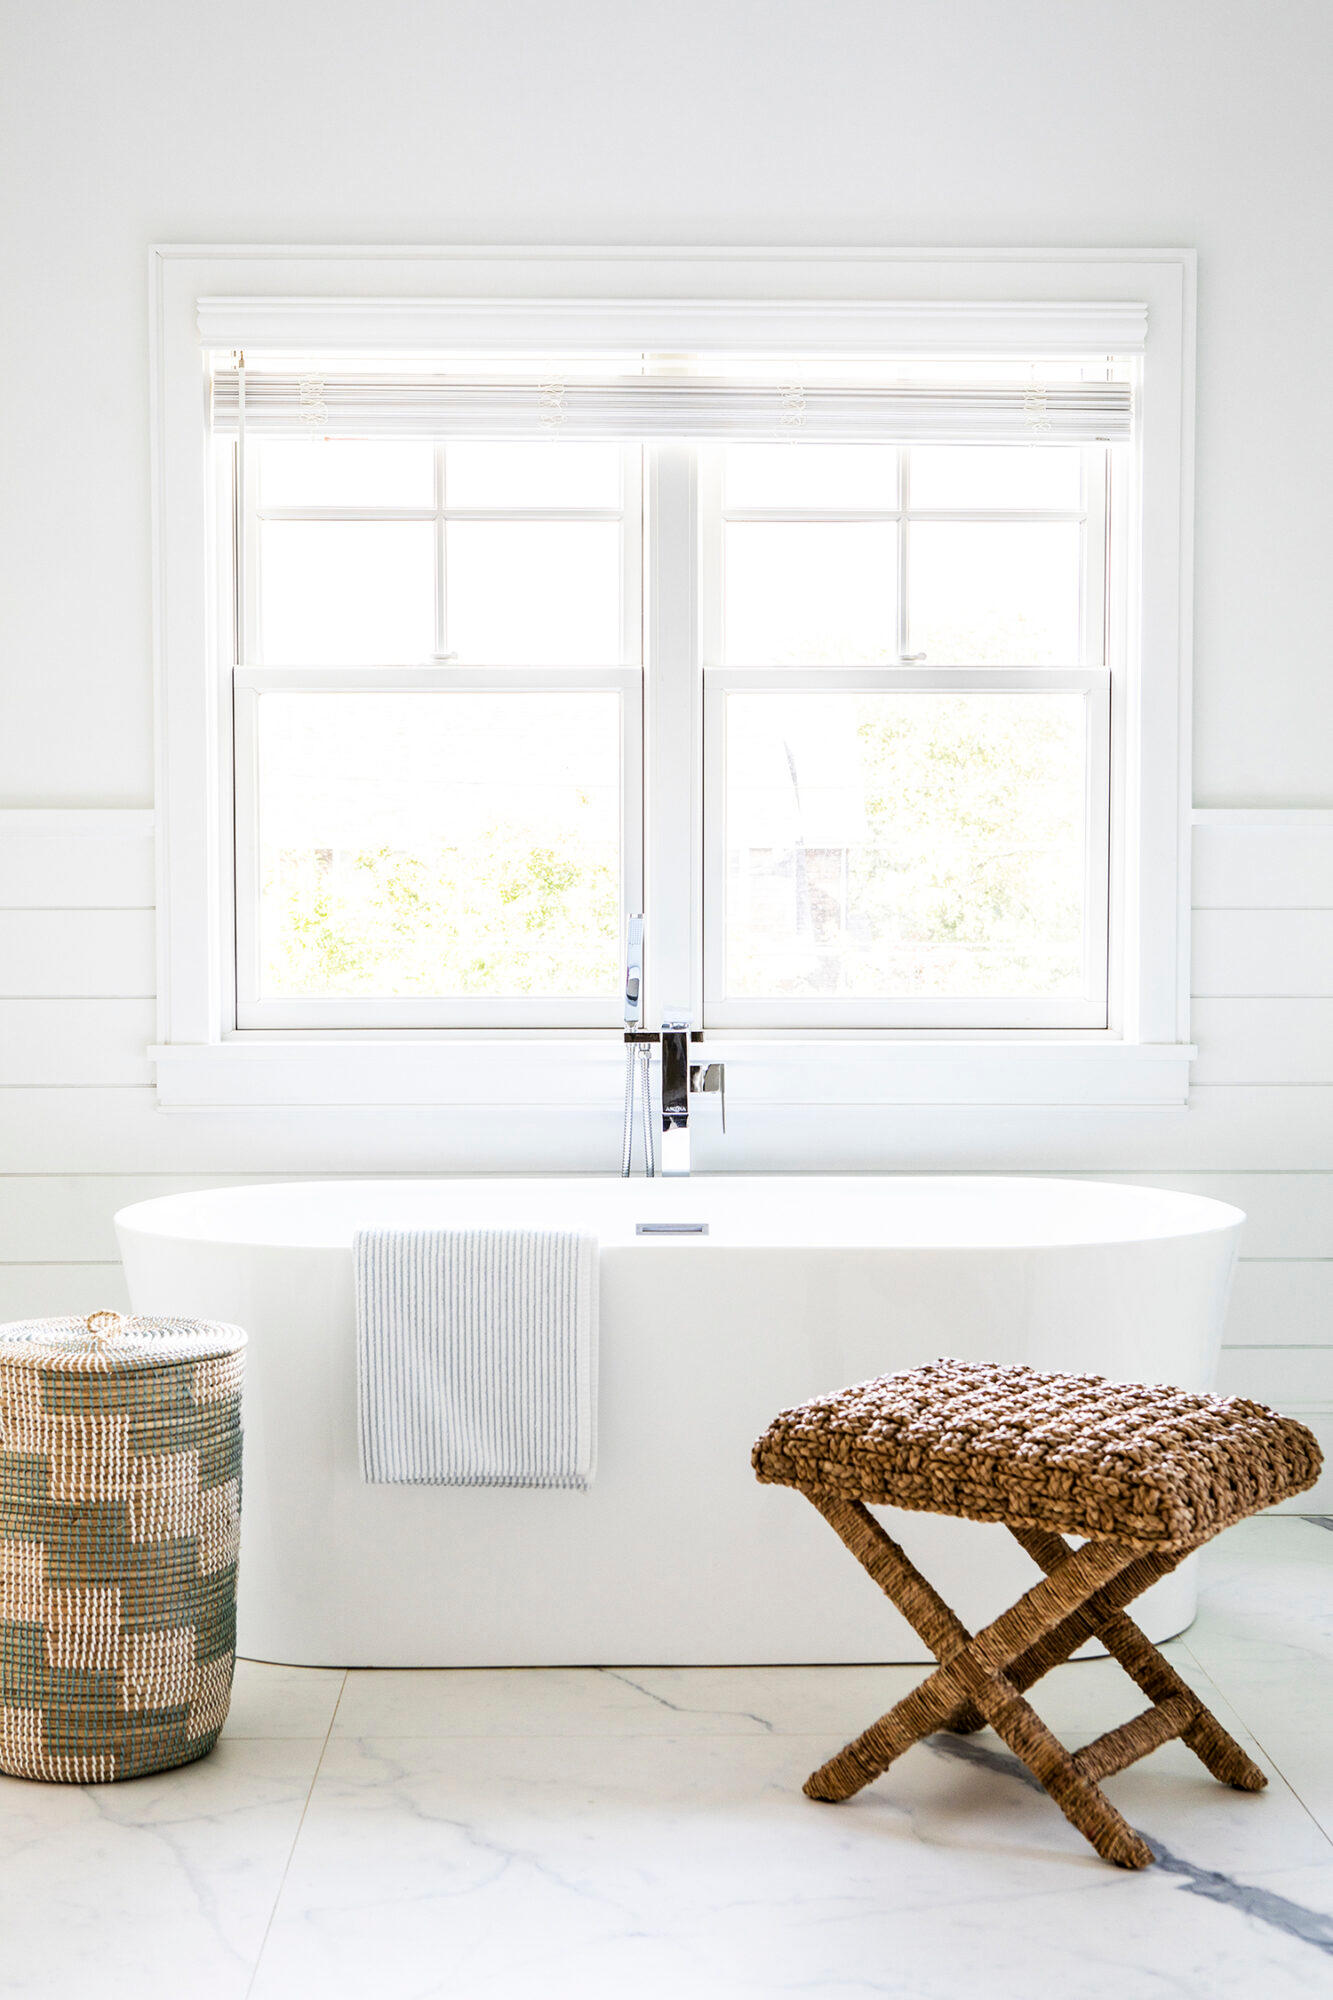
[1192,819,1333,910]
[1218,1345,1333,1407]
[0,1170,489,1263]
[1078,1173,1333,1259]
[1222,1262,1333,1347]
[0,1175,281,1263]
[1217,1345,1333,1508]
[7,1082,1333,1173]
[0,911,154,996]
[0,999,154,1085]
[1193,910,1333,997]
[0,830,154,909]
[0,1090,625,1174]
[0,1263,129,1322]
[1191,997,1333,1083]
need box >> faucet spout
[659,1016,692,1177]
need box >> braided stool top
[752,1358,1323,1551]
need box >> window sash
[232,663,643,1029]
[701,666,1111,1030]
[699,444,1109,671]
[240,442,643,669]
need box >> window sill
[149,1036,1196,1110]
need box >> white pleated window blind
[211,368,1132,445]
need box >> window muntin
[714,441,1099,671]
[224,382,1120,1034]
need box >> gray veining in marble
[930,1732,1333,1956]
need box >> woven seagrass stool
[0,1310,246,1784]
[753,1358,1323,1869]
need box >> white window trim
[149,245,1196,1111]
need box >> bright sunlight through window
[221,360,1121,1032]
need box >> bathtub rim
[113,1173,1246,1257]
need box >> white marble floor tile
[0,1737,323,2000]
[226,1659,347,1739]
[1225,1733,1333,1847]
[332,1662,925,1739]
[5,1520,1330,1999]
[930,1722,1327,1878]
[332,1646,1226,1744]
[1185,1644,1333,1742]
[1188,1517,1333,1668]
[249,1731,1333,2000]
[632,1650,1236,1739]
[1019,1639,1227,1731]
[1221,1857,1333,1923]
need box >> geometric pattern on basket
[0,1317,245,1785]
[752,1357,1324,1551]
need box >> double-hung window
[700,411,1116,1029]
[215,358,1127,1034]
[151,249,1195,1112]
[227,408,643,1028]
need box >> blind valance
[210,370,1133,446]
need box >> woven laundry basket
[0,1310,246,1783]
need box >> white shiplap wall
[0,807,1329,1504]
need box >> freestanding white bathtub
[115,1176,1243,1667]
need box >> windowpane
[445,442,623,511]
[258,440,435,509]
[724,444,897,512]
[908,446,1082,512]
[446,521,623,664]
[722,688,1087,998]
[259,521,435,664]
[254,690,622,998]
[907,522,1081,665]
[724,522,896,664]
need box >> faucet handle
[690,1061,726,1134]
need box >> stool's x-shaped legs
[802,1494,1265,1869]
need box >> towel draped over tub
[354,1228,598,1488]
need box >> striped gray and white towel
[354,1228,598,1488]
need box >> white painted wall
[4,0,1331,806]
[1,5,1331,1493]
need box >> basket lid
[0,1312,247,1372]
